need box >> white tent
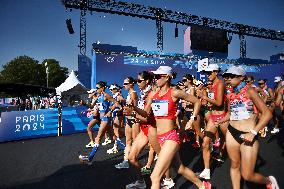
[56,71,88,105]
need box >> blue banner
[95,54,198,88]
[61,106,99,135]
[0,109,58,142]
[124,56,174,66]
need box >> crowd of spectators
[6,95,60,111]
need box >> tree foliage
[0,55,69,88]
[43,59,69,88]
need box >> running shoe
[126,180,146,189]
[260,127,268,138]
[102,137,112,146]
[161,178,175,189]
[115,160,129,169]
[266,176,279,189]
[192,140,200,148]
[116,138,126,150]
[140,166,152,175]
[200,181,211,189]
[107,146,118,154]
[85,141,95,148]
[78,155,92,165]
[198,169,210,180]
[213,138,220,148]
[271,128,280,134]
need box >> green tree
[0,56,69,88]
[0,55,45,85]
[43,59,69,88]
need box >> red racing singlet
[151,88,177,120]
[228,84,254,120]
[208,80,227,110]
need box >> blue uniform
[96,93,111,122]
[111,92,122,119]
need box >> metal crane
[62,0,284,58]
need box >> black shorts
[228,125,258,146]
[126,118,136,128]
[93,115,101,124]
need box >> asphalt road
[0,129,283,189]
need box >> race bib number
[230,105,250,120]
[97,102,103,111]
[151,100,168,116]
[208,92,214,100]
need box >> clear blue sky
[0,0,283,72]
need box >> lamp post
[45,62,49,87]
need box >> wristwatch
[190,115,197,121]
[250,129,258,136]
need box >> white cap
[224,66,246,76]
[205,64,220,72]
[109,84,119,90]
[87,89,96,93]
[274,76,282,82]
[151,66,173,76]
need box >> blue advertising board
[92,53,198,89]
[0,109,58,142]
[91,53,263,90]
[61,106,99,135]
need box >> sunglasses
[123,83,130,85]
[258,82,265,85]
[137,79,145,83]
[246,80,252,83]
[182,78,188,82]
[226,74,240,79]
[177,82,185,87]
[154,74,167,80]
[205,71,214,75]
[222,74,229,79]
[96,86,101,89]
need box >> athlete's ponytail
[125,76,136,84]
[138,71,154,85]
[167,72,177,84]
[97,81,108,89]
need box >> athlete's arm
[173,89,201,117]
[267,88,275,101]
[275,87,284,107]
[189,87,195,96]
[130,91,138,107]
[216,112,231,125]
[105,93,120,112]
[132,91,154,118]
[91,95,98,106]
[274,82,282,94]
[256,87,268,103]
[247,88,272,133]
[134,113,148,123]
